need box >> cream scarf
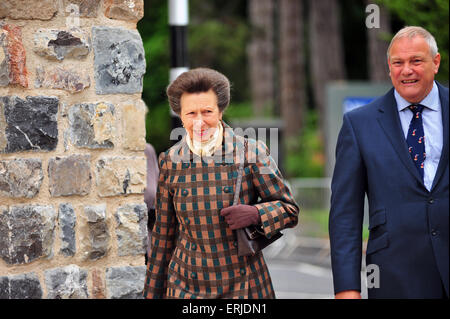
[186,121,223,157]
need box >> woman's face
[180,89,223,142]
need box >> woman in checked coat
[143,68,299,299]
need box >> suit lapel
[376,88,426,188]
[431,82,449,191]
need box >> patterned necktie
[406,104,426,180]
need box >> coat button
[184,217,190,225]
[233,241,238,247]
[190,272,197,279]
[224,186,232,193]
[240,268,246,275]
[428,198,434,204]
[181,189,189,196]
[191,243,197,250]
[182,163,190,169]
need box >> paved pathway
[263,234,369,299]
[266,259,334,299]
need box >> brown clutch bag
[236,225,283,257]
[233,140,283,257]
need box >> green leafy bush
[285,110,325,178]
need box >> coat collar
[167,120,240,164]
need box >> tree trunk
[309,0,346,132]
[247,0,274,117]
[366,0,391,82]
[279,0,306,140]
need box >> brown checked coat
[143,123,299,299]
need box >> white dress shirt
[395,81,443,191]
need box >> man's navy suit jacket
[329,82,449,298]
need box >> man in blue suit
[329,26,448,299]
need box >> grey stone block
[0,32,9,86]
[95,156,146,197]
[0,94,6,151]
[0,158,43,198]
[34,28,90,61]
[0,206,7,263]
[92,26,146,94]
[59,203,76,257]
[0,273,43,299]
[48,154,91,196]
[105,266,146,299]
[0,276,9,299]
[0,95,58,153]
[115,204,148,256]
[63,0,101,18]
[9,273,43,299]
[45,265,88,299]
[66,102,115,149]
[0,205,56,265]
[81,204,110,261]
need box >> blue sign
[343,97,376,114]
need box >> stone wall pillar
[0,0,148,299]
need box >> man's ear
[433,53,441,74]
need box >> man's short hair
[387,26,438,60]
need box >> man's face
[388,36,441,104]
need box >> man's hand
[335,290,361,299]
[220,204,261,230]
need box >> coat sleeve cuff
[254,202,293,239]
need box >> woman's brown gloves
[220,204,261,230]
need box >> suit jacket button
[428,198,434,204]
[233,241,238,247]
[224,186,232,193]
[181,189,189,196]
[431,229,438,236]
[240,268,246,275]
[184,217,190,225]
[182,163,190,169]
[190,272,197,279]
[191,243,197,250]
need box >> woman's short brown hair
[166,68,231,115]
